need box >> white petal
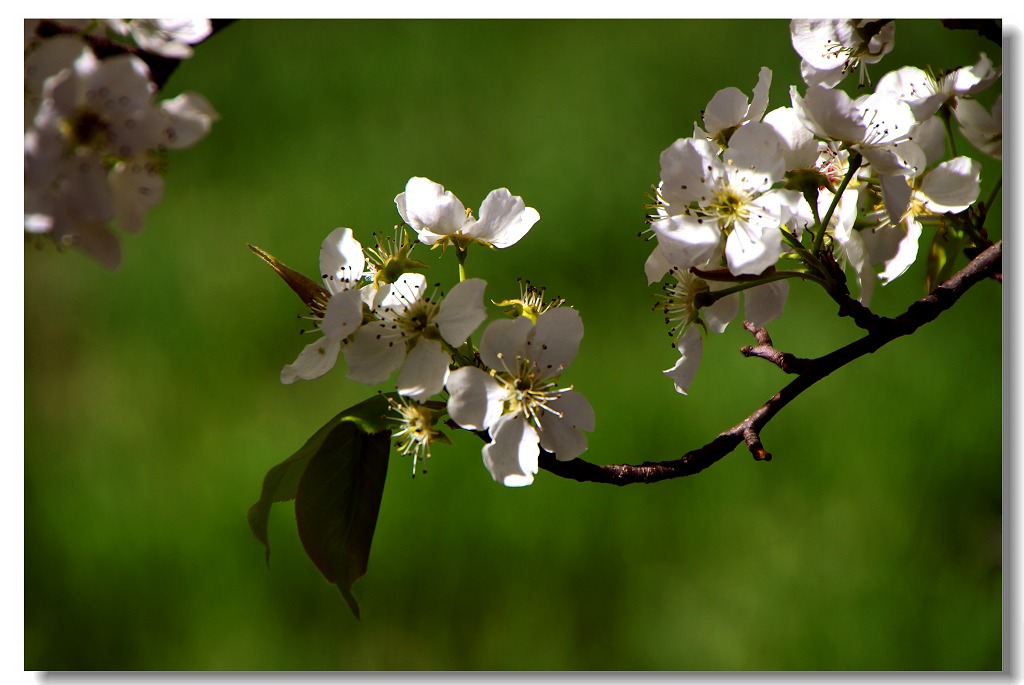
[659,137,721,209]
[703,289,739,334]
[343,321,406,385]
[321,288,365,341]
[664,327,703,395]
[744,280,789,327]
[652,214,721,273]
[464,188,539,248]
[528,307,583,379]
[878,218,924,284]
[880,174,913,225]
[109,158,164,233]
[724,122,785,185]
[320,227,365,294]
[479,316,533,372]
[644,244,672,285]
[763,106,819,170]
[482,413,539,487]
[281,336,340,384]
[920,157,981,213]
[436,278,487,346]
[401,177,467,241]
[445,366,506,431]
[396,338,450,402]
[703,86,750,137]
[376,272,427,313]
[538,391,594,461]
[159,91,218,149]
[725,211,783,276]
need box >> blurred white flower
[105,19,213,59]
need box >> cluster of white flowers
[24,19,218,268]
[262,177,592,487]
[645,19,1001,395]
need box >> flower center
[62,108,109,150]
[708,184,751,232]
[492,353,567,427]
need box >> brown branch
[536,240,1002,486]
[739,321,811,374]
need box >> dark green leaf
[294,422,391,619]
[247,393,392,565]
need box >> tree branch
[536,241,1002,486]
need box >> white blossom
[446,307,593,487]
[280,228,368,384]
[790,19,895,88]
[344,275,487,401]
[395,177,539,250]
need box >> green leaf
[247,393,392,565]
[294,421,391,620]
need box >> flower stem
[702,269,826,304]
[456,246,469,283]
[812,151,862,257]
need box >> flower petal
[343,321,406,385]
[436,278,487,346]
[400,176,467,244]
[744,280,789,327]
[651,214,722,273]
[445,366,506,431]
[479,316,533,372]
[920,156,981,213]
[664,327,703,395]
[538,391,594,461]
[321,288,365,342]
[464,188,539,249]
[528,306,583,379]
[281,335,340,384]
[396,338,450,402]
[320,227,365,294]
[482,413,539,487]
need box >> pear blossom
[387,395,451,477]
[445,307,594,487]
[652,122,797,276]
[699,67,772,141]
[280,228,368,384]
[24,33,217,266]
[790,19,895,88]
[865,156,982,284]
[105,19,213,59]
[874,54,1000,122]
[395,177,540,250]
[655,266,788,394]
[790,84,921,175]
[344,275,487,401]
[955,95,1002,159]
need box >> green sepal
[248,243,330,313]
[925,228,966,292]
[246,393,392,565]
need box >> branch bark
[536,241,1002,486]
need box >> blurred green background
[25,19,1002,670]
